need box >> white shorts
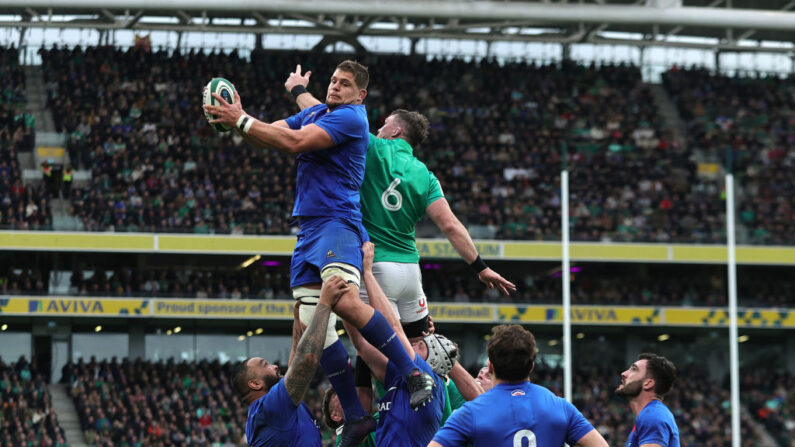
[359,262,429,323]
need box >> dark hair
[390,109,430,148]
[487,324,537,382]
[336,60,369,90]
[638,353,677,396]
[321,387,342,429]
[232,360,251,401]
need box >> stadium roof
[1,0,795,53]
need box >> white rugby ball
[203,77,236,132]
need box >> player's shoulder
[299,103,327,118]
[491,382,563,406]
[251,378,288,410]
[638,400,676,423]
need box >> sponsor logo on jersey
[418,297,427,309]
[327,250,335,258]
[511,389,526,396]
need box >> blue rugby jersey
[285,104,369,220]
[625,400,680,447]
[245,378,322,447]
[375,356,446,447]
[432,381,594,447]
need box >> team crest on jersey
[511,389,526,396]
[327,250,335,258]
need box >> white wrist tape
[236,114,254,134]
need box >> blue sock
[320,339,367,421]
[358,310,415,377]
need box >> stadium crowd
[663,67,795,246]
[34,45,742,244]
[64,357,250,447]
[0,356,67,447]
[742,368,795,446]
[3,261,794,307]
[0,46,49,231]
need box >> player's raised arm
[205,91,334,155]
[448,362,483,400]
[288,301,306,368]
[283,276,347,406]
[426,197,517,296]
[285,64,323,111]
[361,242,414,357]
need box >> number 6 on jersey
[381,178,403,211]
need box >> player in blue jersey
[430,324,609,447]
[206,61,436,447]
[232,276,347,447]
[335,242,446,447]
[615,353,681,447]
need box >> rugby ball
[203,77,236,132]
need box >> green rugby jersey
[360,134,444,263]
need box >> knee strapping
[293,288,338,349]
[321,262,361,289]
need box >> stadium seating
[0,356,67,447]
[3,261,793,307]
[0,47,49,231]
[663,67,795,246]
[741,369,795,446]
[65,357,253,446]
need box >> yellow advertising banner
[0,297,149,316]
[1,297,792,328]
[416,240,501,259]
[497,305,554,323]
[497,306,661,325]
[152,299,294,319]
[664,308,795,328]
[0,231,795,265]
[429,304,494,322]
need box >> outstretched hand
[478,268,517,297]
[203,91,245,128]
[319,275,349,307]
[361,241,375,274]
[285,64,312,92]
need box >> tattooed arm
[284,276,347,406]
[288,301,306,368]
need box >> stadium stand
[742,369,795,446]
[62,357,334,447]
[3,261,794,307]
[0,356,68,447]
[0,47,49,231]
[662,67,795,246]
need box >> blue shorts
[290,216,370,289]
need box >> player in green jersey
[286,66,516,338]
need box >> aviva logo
[572,308,617,321]
[30,299,105,314]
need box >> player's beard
[264,371,281,391]
[326,97,342,108]
[615,378,643,400]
